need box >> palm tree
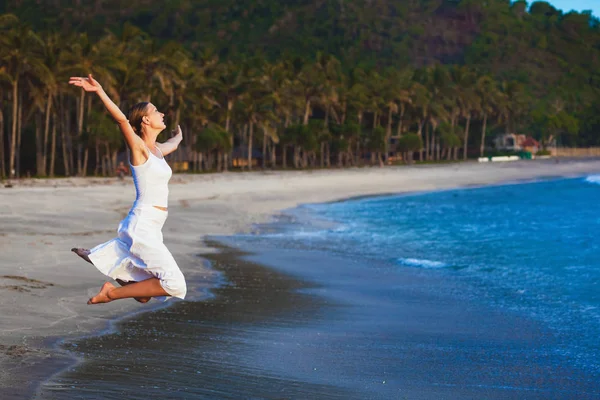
[498,80,527,134]
[393,68,415,139]
[476,75,502,157]
[0,14,49,178]
[0,65,9,178]
[237,68,276,170]
[295,57,326,126]
[34,32,68,177]
[210,61,252,166]
[259,61,295,168]
[450,66,479,160]
[346,68,370,164]
[408,81,430,162]
[62,32,121,176]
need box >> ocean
[36,176,600,399]
[258,176,600,374]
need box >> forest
[1,0,599,177]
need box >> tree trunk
[271,138,277,168]
[66,96,74,175]
[303,99,311,125]
[417,119,425,162]
[9,81,18,178]
[0,105,5,178]
[225,99,233,133]
[35,113,44,176]
[262,130,267,169]
[82,148,89,176]
[385,107,392,163]
[111,150,117,175]
[102,142,109,176]
[77,90,85,176]
[61,113,70,176]
[463,114,471,160]
[50,113,57,177]
[94,141,100,175]
[357,111,363,165]
[293,146,300,168]
[425,123,430,161]
[247,121,253,170]
[282,145,287,169]
[396,104,405,137]
[320,142,325,168]
[226,99,234,167]
[41,91,52,177]
[480,113,488,157]
[16,91,23,178]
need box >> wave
[584,175,600,185]
[397,258,448,269]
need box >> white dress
[88,148,187,301]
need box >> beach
[2,158,600,399]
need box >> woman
[69,74,187,305]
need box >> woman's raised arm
[69,74,142,151]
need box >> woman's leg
[116,279,151,303]
[73,248,151,303]
[88,277,169,304]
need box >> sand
[1,158,600,396]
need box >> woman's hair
[127,102,150,136]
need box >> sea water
[253,176,600,375]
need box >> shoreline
[37,232,600,398]
[2,159,600,398]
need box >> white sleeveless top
[130,147,172,208]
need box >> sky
[548,0,599,17]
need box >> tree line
[0,0,598,177]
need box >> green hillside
[1,0,599,177]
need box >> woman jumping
[69,74,187,305]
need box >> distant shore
[2,158,600,398]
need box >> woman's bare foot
[88,281,115,304]
[116,279,151,303]
[71,248,92,264]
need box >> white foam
[584,175,600,185]
[397,258,447,269]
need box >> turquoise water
[263,176,600,374]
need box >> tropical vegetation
[0,0,599,177]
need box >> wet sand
[36,244,357,399]
[36,239,600,399]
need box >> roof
[521,137,540,147]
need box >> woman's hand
[172,125,183,143]
[69,74,103,92]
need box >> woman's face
[145,103,166,130]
